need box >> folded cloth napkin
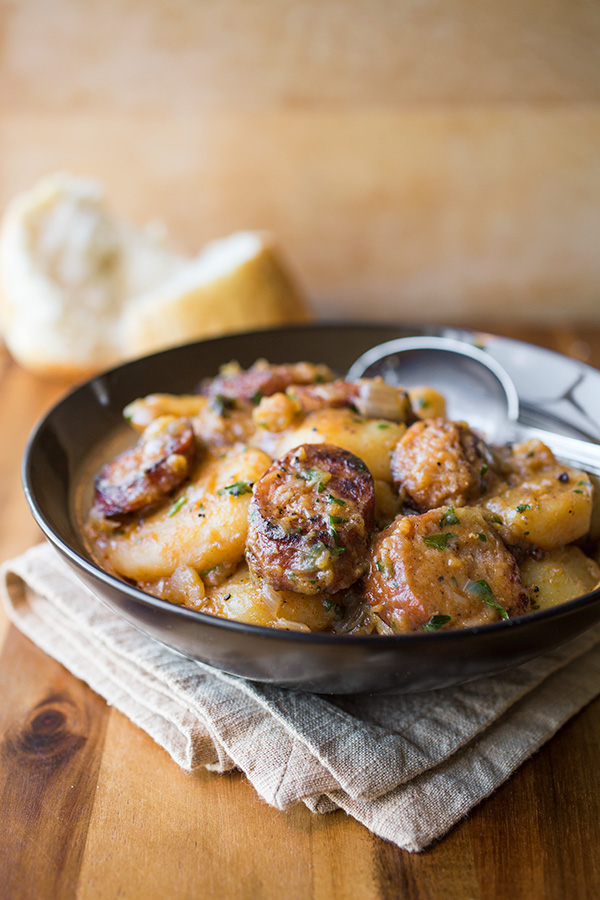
[2,543,600,853]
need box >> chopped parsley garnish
[376,558,393,578]
[480,463,489,493]
[422,614,451,632]
[329,515,348,526]
[439,506,460,526]
[377,423,390,429]
[573,489,584,494]
[303,468,331,492]
[218,481,254,497]
[210,394,236,417]
[423,532,457,550]
[477,532,487,542]
[465,579,509,619]
[515,504,531,513]
[492,514,503,524]
[251,391,263,405]
[167,495,187,517]
[328,514,347,550]
[328,494,346,506]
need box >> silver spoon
[347,336,600,477]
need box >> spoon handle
[511,424,600,478]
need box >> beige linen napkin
[2,543,600,853]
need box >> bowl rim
[21,321,600,647]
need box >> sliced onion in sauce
[355,380,409,422]
[275,618,311,632]
[260,583,284,616]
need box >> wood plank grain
[466,697,600,900]
[3,0,600,109]
[0,627,110,900]
[77,707,382,899]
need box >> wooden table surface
[0,324,599,900]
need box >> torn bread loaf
[123,231,309,357]
[0,174,310,379]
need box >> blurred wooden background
[1,0,599,325]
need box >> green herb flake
[465,579,509,620]
[515,504,531,513]
[376,557,393,578]
[573,489,584,494]
[417,397,430,409]
[480,463,489,494]
[218,481,254,497]
[477,532,487,542]
[492,514,503,524]
[328,494,346,506]
[422,614,451,632]
[167,495,187,517]
[439,506,460,527]
[211,394,235,417]
[303,468,331,491]
[423,532,457,550]
[377,423,390,430]
[251,391,263,405]
[329,515,348,526]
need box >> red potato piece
[94,415,196,516]
[391,417,497,511]
[363,506,529,632]
[200,361,334,405]
[246,443,375,594]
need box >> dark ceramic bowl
[22,323,600,694]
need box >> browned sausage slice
[200,361,334,405]
[246,443,375,594]
[363,506,529,632]
[94,415,196,517]
[390,417,497,511]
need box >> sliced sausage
[391,417,497,511]
[246,443,375,594]
[199,361,335,405]
[363,506,529,632]
[94,415,196,517]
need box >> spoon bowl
[348,335,600,475]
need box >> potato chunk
[201,564,342,631]
[484,440,593,550]
[275,408,405,481]
[99,446,272,580]
[519,546,600,610]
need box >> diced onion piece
[373,615,395,636]
[355,380,410,422]
[332,598,377,634]
[261,583,284,616]
[275,618,311,632]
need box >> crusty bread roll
[0,173,183,379]
[0,174,310,379]
[123,231,310,357]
